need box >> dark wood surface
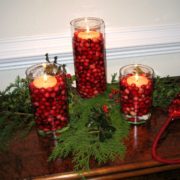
[0,109,180,180]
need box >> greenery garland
[0,77,34,151]
[50,83,129,171]
[0,61,180,171]
[153,76,180,109]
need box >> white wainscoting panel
[1,24,180,90]
[0,24,180,71]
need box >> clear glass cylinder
[119,64,154,125]
[26,63,69,134]
[70,17,107,98]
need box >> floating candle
[33,74,57,89]
[78,30,100,40]
[127,74,149,87]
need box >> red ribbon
[152,94,180,164]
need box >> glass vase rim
[70,17,104,29]
[25,62,62,78]
[119,64,154,76]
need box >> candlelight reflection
[130,125,150,150]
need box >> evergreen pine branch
[111,73,118,83]
[153,76,180,108]
[0,76,32,113]
[50,86,129,171]
[0,76,34,151]
[0,112,34,151]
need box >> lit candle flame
[86,26,90,32]
[135,73,139,82]
[42,63,48,82]
[43,74,48,82]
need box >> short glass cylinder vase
[70,17,107,98]
[26,63,69,134]
[119,64,154,124]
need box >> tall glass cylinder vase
[119,64,154,125]
[26,63,69,134]
[70,17,107,98]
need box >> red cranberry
[29,75,69,133]
[72,31,106,98]
[120,74,153,120]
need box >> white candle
[127,74,148,87]
[33,74,57,88]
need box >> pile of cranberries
[120,74,153,122]
[168,93,180,117]
[72,31,106,98]
[29,75,68,133]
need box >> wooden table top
[0,108,180,180]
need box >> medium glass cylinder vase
[26,63,69,134]
[119,64,154,124]
[70,17,107,98]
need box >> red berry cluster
[66,73,72,79]
[102,104,109,113]
[120,74,153,120]
[168,93,180,117]
[29,75,68,133]
[108,89,120,104]
[72,31,106,98]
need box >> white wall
[1,0,180,38]
[0,0,180,90]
